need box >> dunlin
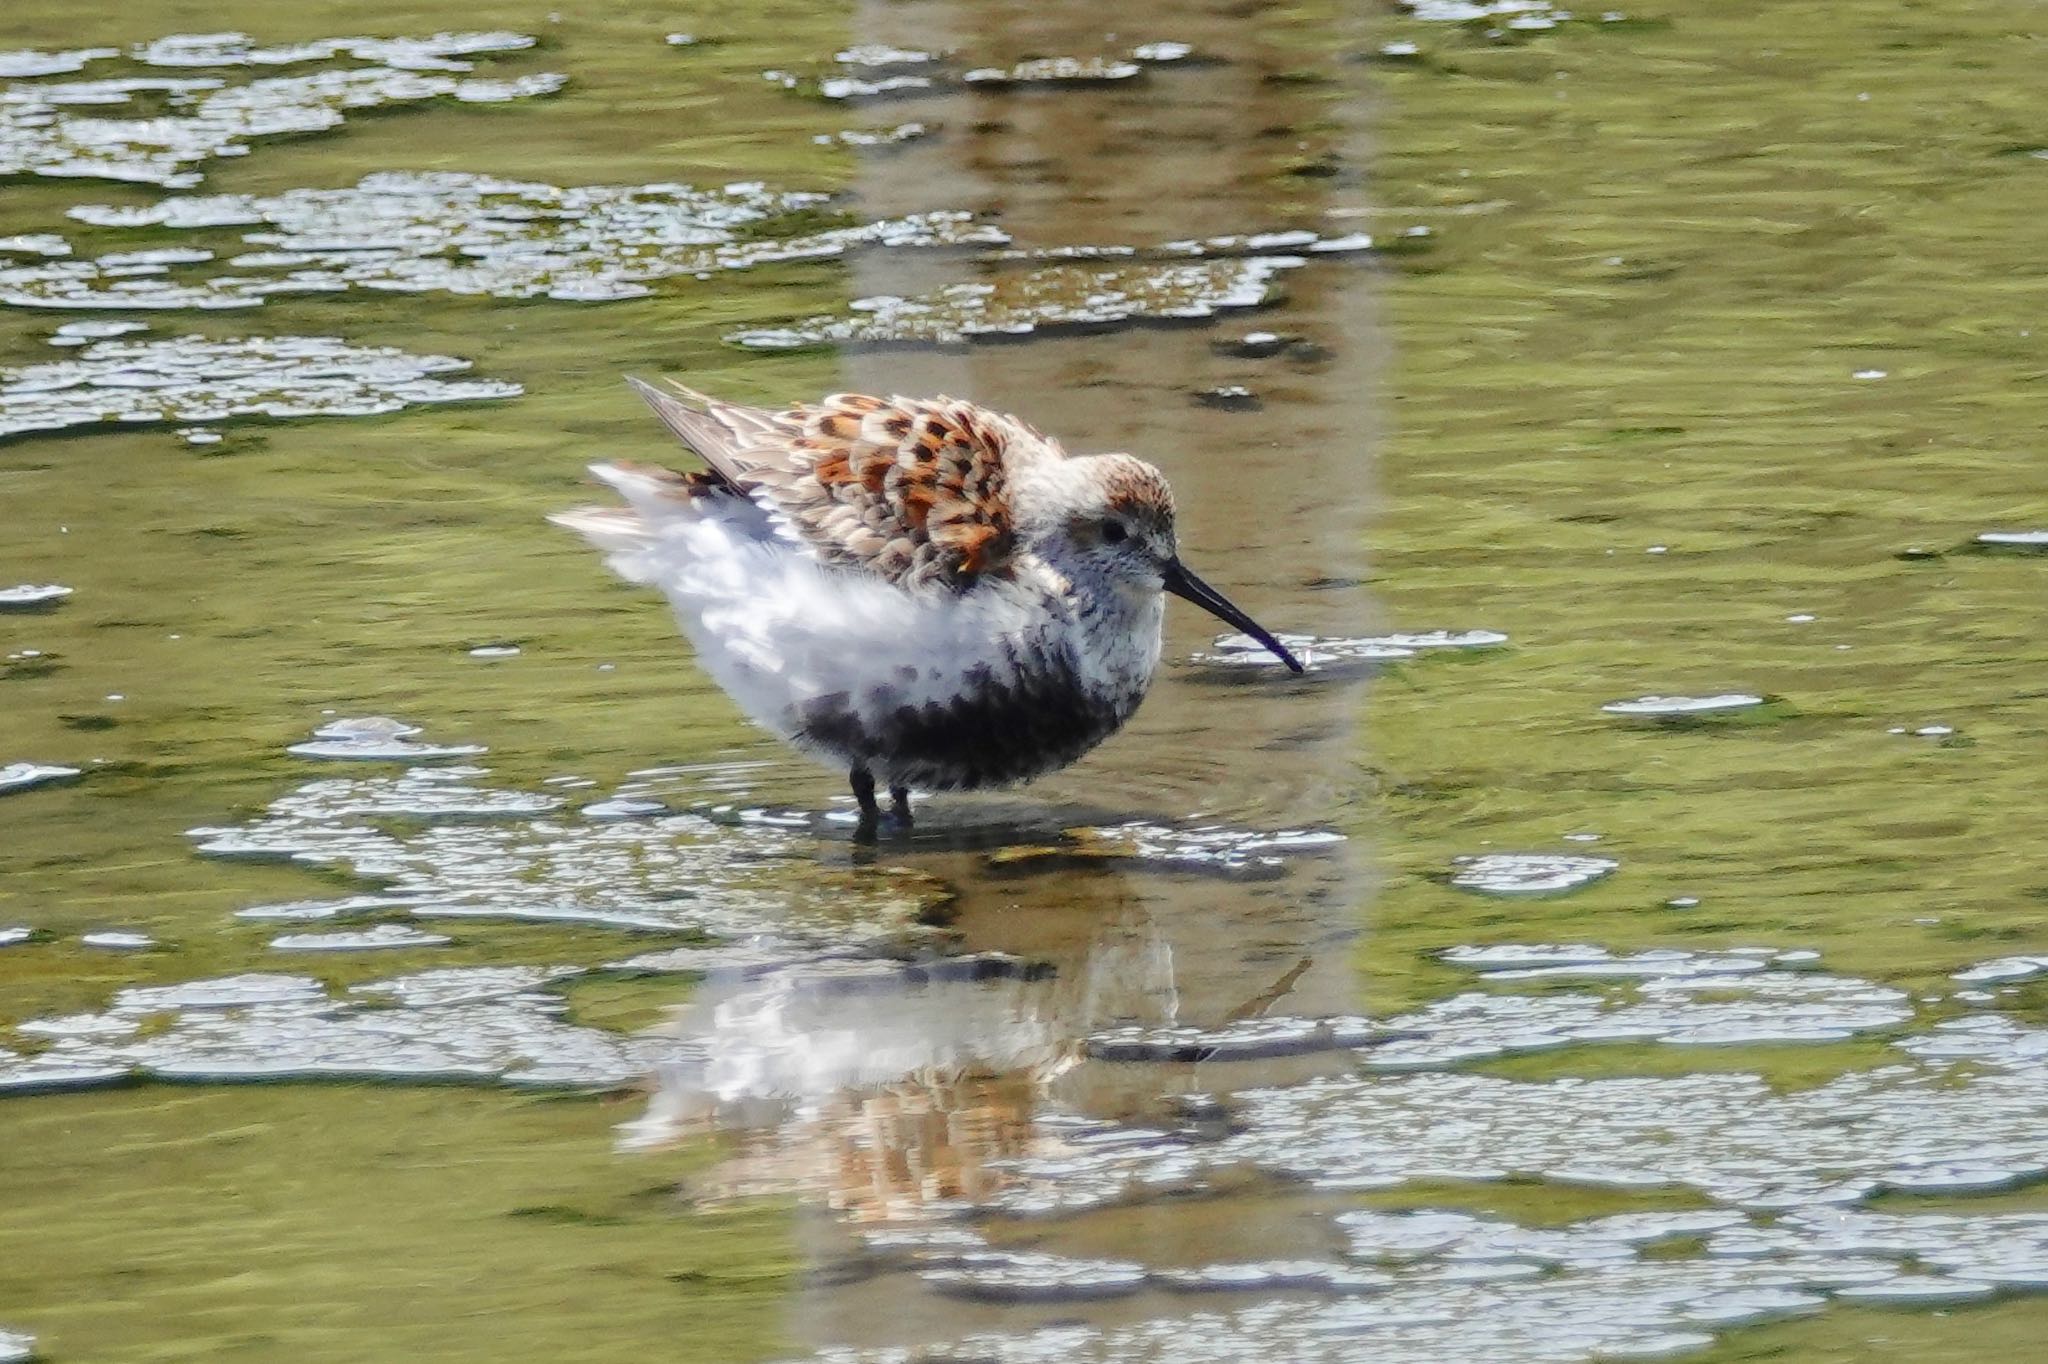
[552,379,1302,832]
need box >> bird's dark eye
[1101,519,1128,545]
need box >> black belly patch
[797,667,1125,790]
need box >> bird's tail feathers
[547,504,651,551]
[547,502,663,584]
[587,460,712,518]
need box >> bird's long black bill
[1163,559,1305,674]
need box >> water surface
[2,1,2045,1361]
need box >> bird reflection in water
[619,907,1178,1220]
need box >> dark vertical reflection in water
[729,0,1380,1350]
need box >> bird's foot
[849,767,882,843]
[847,771,915,842]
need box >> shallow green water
[3,0,2045,1360]
[1356,0,2048,1010]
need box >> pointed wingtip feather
[624,373,718,411]
[623,375,730,457]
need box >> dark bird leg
[889,786,914,829]
[849,767,880,840]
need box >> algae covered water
[2,1,2045,1360]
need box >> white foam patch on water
[1975,530,2048,548]
[1448,853,1619,895]
[0,927,31,947]
[1707,1207,2048,1279]
[0,761,80,794]
[1369,628,1510,650]
[1154,229,1375,258]
[17,1013,142,1039]
[921,1251,1149,1301]
[349,964,572,1008]
[1439,944,1808,979]
[1834,1274,1997,1302]
[48,319,145,345]
[1600,694,1765,716]
[974,233,1371,270]
[281,716,490,762]
[120,973,329,1010]
[1341,1207,1747,1264]
[812,50,1148,101]
[269,925,452,952]
[1356,969,1911,1070]
[815,122,932,149]
[1198,632,1413,668]
[607,942,865,976]
[808,40,1208,104]
[1953,955,2048,984]
[1154,1260,1392,1293]
[1895,1014,2048,1070]
[0,232,71,256]
[80,931,154,950]
[1086,1014,1383,1062]
[0,1326,32,1364]
[0,953,770,1094]
[2,32,532,80]
[834,45,947,69]
[809,73,924,99]
[234,893,430,922]
[962,58,1143,87]
[0,53,563,188]
[0,49,117,78]
[1068,822,1345,876]
[1195,629,1506,671]
[730,256,1303,349]
[188,765,941,941]
[32,173,1005,309]
[126,31,538,72]
[1401,0,1579,26]
[0,964,683,1091]
[0,336,519,440]
[0,584,70,607]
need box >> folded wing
[624,376,1057,590]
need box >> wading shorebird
[552,379,1303,835]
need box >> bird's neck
[1053,579,1164,719]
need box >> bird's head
[1016,453,1303,673]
